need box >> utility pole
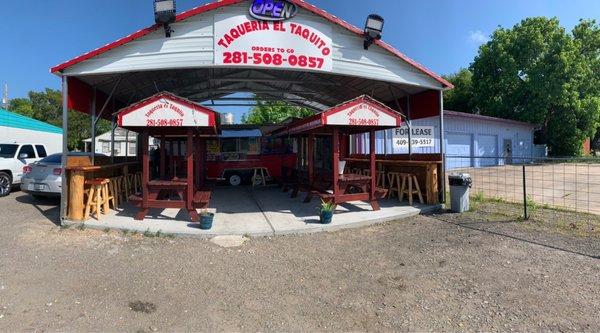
[1,83,8,109]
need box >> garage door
[446,133,472,169]
[477,135,498,167]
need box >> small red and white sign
[324,99,401,127]
[214,14,333,72]
[117,92,217,128]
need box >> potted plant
[199,210,214,230]
[319,200,335,224]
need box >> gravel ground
[0,191,599,332]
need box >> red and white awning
[117,92,219,128]
[276,95,402,135]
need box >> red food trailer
[204,125,297,186]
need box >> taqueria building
[51,0,453,224]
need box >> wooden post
[170,140,175,178]
[199,137,206,188]
[67,169,85,221]
[308,134,315,186]
[195,134,200,190]
[137,130,150,220]
[332,128,340,202]
[160,135,166,179]
[187,129,194,211]
[369,130,380,210]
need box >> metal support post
[439,90,446,204]
[523,164,529,220]
[59,76,69,225]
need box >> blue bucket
[320,211,333,224]
[199,213,214,230]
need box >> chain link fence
[446,156,600,216]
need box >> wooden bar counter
[66,160,139,221]
[345,155,442,204]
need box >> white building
[84,127,138,157]
[0,108,62,154]
[353,111,545,169]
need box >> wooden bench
[193,190,212,209]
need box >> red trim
[322,95,402,121]
[50,0,246,74]
[275,95,403,135]
[116,91,219,127]
[50,0,452,89]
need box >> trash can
[448,173,472,213]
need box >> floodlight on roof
[364,14,384,50]
[154,0,176,38]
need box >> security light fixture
[154,0,176,38]
[364,14,384,50]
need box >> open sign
[249,0,298,21]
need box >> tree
[442,68,475,113]
[8,88,111,151]
[470,17,600,156]
[7,98,34,118]
[242,98,314,124]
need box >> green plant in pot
[319,200,335,224]
[199,210,214,230]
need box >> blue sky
[1,0,598,115]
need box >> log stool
[399,173,424,206]
[108,177,120,208]
[83,178,111,220]
[362,169,371,176]
[376,170,387,188]
[387,172,401,199]
[252,167,267,187]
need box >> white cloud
[468,30,490,45]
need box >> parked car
[0,143,49,197]
[21,152,107,198]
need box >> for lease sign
[393,126,435,148]
[214,14,333,72]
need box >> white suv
[0,144,49,197]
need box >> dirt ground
[451,162,600,215]
[1,191,599,332]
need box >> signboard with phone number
[214,14,333,72]
[393,126,435,148]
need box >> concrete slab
[72,186,441,238]
[210,235,248,248]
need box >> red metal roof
[50,0,453,89]
[274,95,403,135]
[116,91,219,128]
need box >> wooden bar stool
[387,172,401,199]
[108,177,120,208]
[399,173,424,206]
[252,167,267,187]
[376,170,387,188]
[83,178,111,220]
[362,169,371,176]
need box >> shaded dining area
[116,92,220,222]
[273,95,403,211]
